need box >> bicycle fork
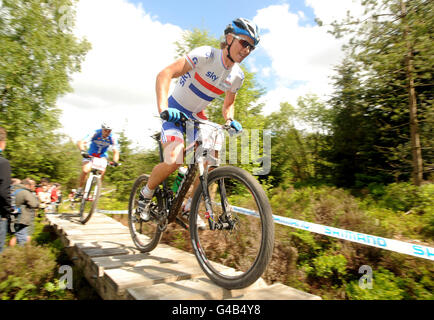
[197,161,233,230]
[83,173,95,200]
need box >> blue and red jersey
[83,129,119,158]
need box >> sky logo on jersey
[179,72,191,87]
[206,71,219,82]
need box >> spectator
[36,178,51,214]
[35,178,49,192]
[0,126,12,253]
[9,178,39,247]
[11,178,21,186]
[56,183,62,208]
[49,183,61,213]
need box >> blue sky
[126,0,317,93]
[58,0,363,148]
[127,0,316,37]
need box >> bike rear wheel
[189,166,274,289]
[79,176,101,224]
[128,174,164,252]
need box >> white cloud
[253,1,364,115]
[305,0,365,25]
[259,84,319,115]
[57,0,367,146]
[297,10,306,21]
[57,0,183,149]
[261,67,271,78]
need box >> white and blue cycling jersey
[82,129,119,158]
[162,45,244,144]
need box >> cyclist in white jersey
[140,18,260,224]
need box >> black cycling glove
[81,151,91,159]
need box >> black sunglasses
[232,34,255,51]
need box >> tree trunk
[402,0,423,186]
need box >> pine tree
[328,0,433,185]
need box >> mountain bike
[128,112,274,289]
[79,157,118,224]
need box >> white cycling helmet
[101,121,112,130]
[224,18,260,46]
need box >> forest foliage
[0,0,432,300]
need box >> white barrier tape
[95,202,434,261]
[96,209,128,214]
[100,189,116,196]
[227,204,434,261]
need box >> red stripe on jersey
[194,72,224,95]
[186,55,195,67]
[196,110,208,120]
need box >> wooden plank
[227,283,322,300]
[46,211,322,301]
[91,253,174,277]
[64,234,134,247]
[48,212,114,221]
[103,261,205,298]
[126,276,269,300]
[63,228,130,236]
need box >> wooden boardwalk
[46,212,321,300]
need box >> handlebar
[160,109,188,123]
[82,154,121,167]
[160,110,238,135]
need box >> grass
[3,182,430,300]
[0,212,100,300]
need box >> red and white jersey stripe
[171,46,244,113]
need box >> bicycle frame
[155,118,236,230]
[131,116,274,289]
[83,158,106,200]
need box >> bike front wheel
[128,174,164,252]
[189,166,274,289]
[79,176,101,224]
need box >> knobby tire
[79,176,101,224]
[189,166,274,290]
[128,174,163,252]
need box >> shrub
[346,267,405,300]
[0,245,73,300]
[377,182,434,213]
[266,184,433,300]
[311,253,348,279]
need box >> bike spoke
[79,176,100,224]
[193,176,265,279]
[128,175,163,252]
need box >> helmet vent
[234,21,244,29]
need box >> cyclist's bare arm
[112,148,120,163]
[77,140,87,152]
[156,57,193,114]
[222,91,236,122]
